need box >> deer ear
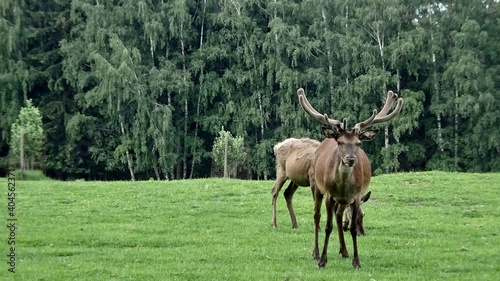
[361,191,371,204]
[322,125,341,139]
[359,129,379,141]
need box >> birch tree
[10,100,44,171]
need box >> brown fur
[271,138,320,228]
[271,138,371,230]
[311,130,377,269]
[297,87,403,269]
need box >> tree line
[1,0,499,180]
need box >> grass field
[1,171,499,280]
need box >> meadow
[0,171,499,280]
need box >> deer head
[297,88,404,167]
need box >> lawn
[1,171,499,280]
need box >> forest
[1,0,499,180]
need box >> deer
[271,137,372,233]
[297,88,404,269]
[271,138,320,229]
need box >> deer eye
[337,141,344,146]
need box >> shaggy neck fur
[332,156,356,205]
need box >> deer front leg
[318,197,334,268]
[349,200,361,269]
[283,181,300,228]
[335,202,349,258]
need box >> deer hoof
[312,249,320,260]
[318,257,327,268]
[339,249,349,259]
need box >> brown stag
[297,88,403,268]
[271,138,372,232]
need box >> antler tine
[373,98,404,123]
[297,88,343,129]
[353,109,377,133]
[376,91,398,118]
[354,90,404,132]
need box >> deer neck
[329,154,356,205]
[336,161,355,186]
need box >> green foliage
[1,0,499,179]
[0,172,499,280]
[376,143,407,175]
[0,0,29,146]
[10,99,44,167]
[252,139,274,180]
[11,169,50,180]
[212,127,246,178]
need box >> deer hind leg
[349,200,361,269]
[355,191,371,236]
[283,181,300,228]
[344,206,365,236]
[318,196,334,268]
[312,188,323,260]
[344,194,369,235]
[335,202,349,259]
[343,208,351,231]
[271,169,287,228]
[355,206,365,236]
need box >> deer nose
[345,155,357,166]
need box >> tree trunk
[149,36,154,64]
[322,9,335,114]
[20,128,24,179]
[430,23,444,152]
[437,113,443,151]
[223,133,229,178]
[454,89,459,169]
[190,0,207,179]
[180,20,188,179]
[153,154,160,180]
[374,26,389,148]
[120,117,135,181]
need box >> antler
[297,88,344,130]
[353,91,404,133]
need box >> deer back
[274,138,320,186]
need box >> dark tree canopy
[1,0,499,180]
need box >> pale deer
[271,137,372,231]
[297,88,403,268]
[271,138,320,229]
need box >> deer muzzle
[344,155,357,167]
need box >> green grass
[0,171,499,280]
